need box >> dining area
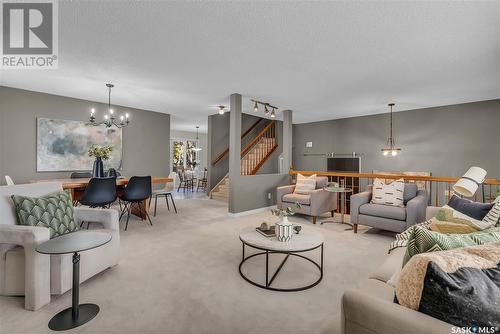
[5,174,178,231]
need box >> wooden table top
[31,177,173,189]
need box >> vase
[276,216,293,242]
[92,157,105,178]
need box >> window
[171,139,199,172]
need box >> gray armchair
[350,183,427,233]
[277,176,337,224]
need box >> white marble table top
[239,225,323,252]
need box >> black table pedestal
[48,252,100,331]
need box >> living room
[1,1,499,334]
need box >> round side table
[321,187,353,229]
[36,231,111,331]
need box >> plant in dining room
[271,203,301,242]
[88,144,114,178]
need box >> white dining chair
[5,175,14,185]
[150,180,177,216]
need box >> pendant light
[193,126,202,152]
[381,103,401,156]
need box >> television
[327,157,360,173]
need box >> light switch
[306,142,313,148]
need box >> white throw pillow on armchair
[371,178,405,207]
[294,173,317,194]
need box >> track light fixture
[218,105,226,115]
[251,99,279,118]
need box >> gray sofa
[0,182,120,311]
[350,183,427,233]
[277,176,337,224]
[341,207,453,334]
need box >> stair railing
[240,120,277,175]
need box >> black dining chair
[197,168,208,192]
[70,171,93,205]
[78,177,117,228]
[119,176,153,231]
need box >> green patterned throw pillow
[403,225,500,266]
[11,190,78,239]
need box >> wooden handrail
[288,170,500,185]
[241,120,276,158]
[211,118,264,166]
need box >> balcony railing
[289,169,500,207]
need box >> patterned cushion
[11,190,78,239]
[483,195,500,227]
[403,225,500,266]
[294,173,316,195]
[371,178,405,207]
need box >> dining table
[31,177,173,219]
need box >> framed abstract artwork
[36,117,123,172]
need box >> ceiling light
[270,109,276,118]
[218,106,225,115]
[253,101,258,112]
[264,105,269,115]
[381,103,401,157]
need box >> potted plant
[88,144,114,178]
[271,203,301,242]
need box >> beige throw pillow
[371,178,405,207]
[294,174,316,194]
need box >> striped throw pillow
[371,178,405,207]
[483,196,500,227]
[294,174,316,195]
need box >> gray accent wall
[293,99,500,178]
[0,86,171,184]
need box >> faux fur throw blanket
[396,241,500,311]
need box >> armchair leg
[312,216,317,224]
[353,224,358,234]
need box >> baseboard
[228,205,277,217]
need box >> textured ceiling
[1,1,499,132]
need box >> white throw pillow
[483,195,500,227]
[294,174,316,194]
[371,178,405,207]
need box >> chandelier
[381,103,401,156]
[251,99,278,118]
[193,126,202,152]
[88,83,130,128]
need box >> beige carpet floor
[0,197,394,334]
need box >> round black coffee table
[36,231,112,331]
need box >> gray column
[282,109,293,172]
[228,93,242,213]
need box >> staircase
[210,120,278,202]
[210,175,229,201]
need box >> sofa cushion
[483,195,500,227]
[283,193,311,206]
[294,174,316,194]
[0,183,62,226]
[371,178,405,207]
[315,176,328,189]
[396,242,500,327]
[369,247,405,283]
[11,190,78,239]
[447,195,494,220]
[403,225,500,266]
[403,183,417,204]
[359,203,406,221]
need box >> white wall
[170,130,208,171]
